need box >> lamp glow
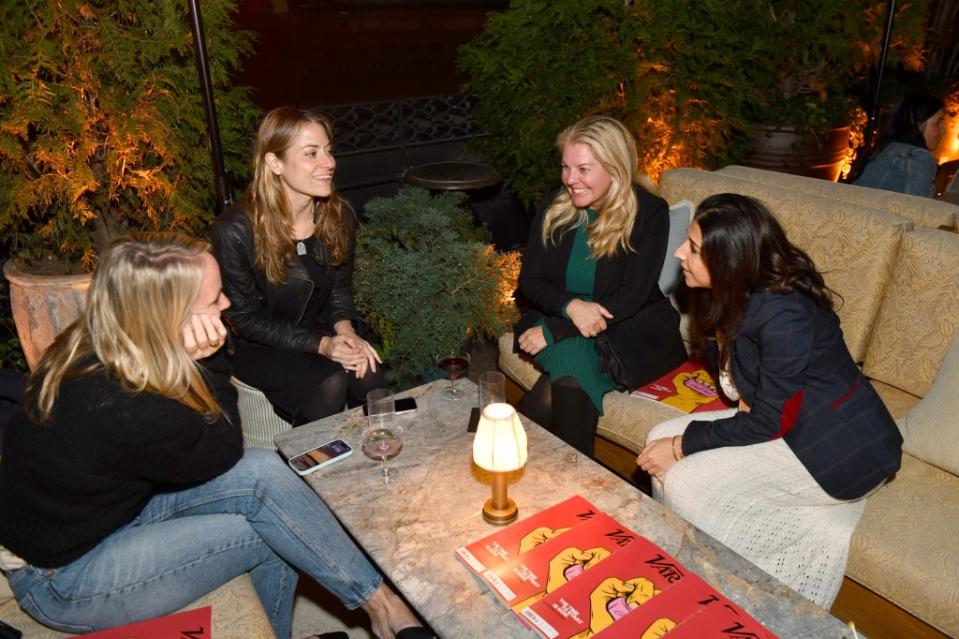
[472,402,527,524]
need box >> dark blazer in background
[682,290,903,500]
[515,184,686,387]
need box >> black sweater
[0,352,242,568]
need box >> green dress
[533,210,614,412]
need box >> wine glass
[437,350,471,400]
[362,416,404,483]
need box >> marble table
[275,381,859,639]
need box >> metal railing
[318,93,486,156]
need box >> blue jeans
[7,448,382,638]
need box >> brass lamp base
[482,496,518,525]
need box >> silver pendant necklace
[296,201,319,256]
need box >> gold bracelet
[672,436,684,461]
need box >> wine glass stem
[450,378,457,396]
[380,456,389,478]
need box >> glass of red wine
[437,350,471,400]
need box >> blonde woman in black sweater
[0,233,431,639]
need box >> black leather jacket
[211,202,359,354]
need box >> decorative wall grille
[319,94,485,156]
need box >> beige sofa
[498,166,959,636]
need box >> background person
[0,233,430,639]
[213,106,384,425]
[637,194,902,607]
[853,93,945,196]
[515,115,685,456]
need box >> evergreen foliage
[459,0,927,208]
[353,188,520,383]
[0,0,259,270]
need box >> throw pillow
[899,330,959,475]
[658,200,693,296]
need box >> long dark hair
[882,94,944,150]
[690,194,834,366]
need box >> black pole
[863,0,897,155]
[188,0,231,213]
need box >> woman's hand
[181,313,228,360]
[518,325,548,356]
[566,299,613,338]
[636,437,680,480]
[324,322,383,378]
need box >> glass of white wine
[362,389,403,482]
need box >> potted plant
[0,0,258,366]
[460,0,928,204]
[738,2,927,180]
[353,187,520,384]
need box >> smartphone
[363,397,417,416]
[287,438,353,476]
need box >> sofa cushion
[660,168,908,361]
[0,573,274,638]
[659,200,693,296]
[871,380,919,424]
[718,165,958,230]
[863,229,959,397]
[846,453,959,637]
[497,333,541,392]
[597,392,685,454]
[233,376,292,450]
[898,332,959,475]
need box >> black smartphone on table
[363,397,417,416]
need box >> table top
[403,161,501,191]
[275,381,858,639]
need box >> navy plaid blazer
[682,290,902,500]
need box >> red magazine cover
[455,495,601,576]
[665,597,779,639]
[590,573,735,638]
[78,606,211,638]
[630,358,735,414]
[519,536,689,639]
[480,512,639,613]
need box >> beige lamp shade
[472,402,528,472]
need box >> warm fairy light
[934,93,959,164]
[840,106,868,180]
[490,245,521,309]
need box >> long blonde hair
[24,233,223,422]
[541,116,640,259]
[246,106,351,285]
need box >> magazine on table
[455,497,778,638]
[479,512,639,612]
[455,495,601,576]
[630,358,736,414]
[593,572,778,638]
[519,535,689,639]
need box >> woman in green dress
[514,116,685,456]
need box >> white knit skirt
[648,409,866,608]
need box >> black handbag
[594,333,629,390]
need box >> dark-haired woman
[213,107,385,425]
[636,194,902,608]
[854,94,944,196]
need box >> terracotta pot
[3,260,90,370]
[744,123,852,182]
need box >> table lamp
[472,402,528,525]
